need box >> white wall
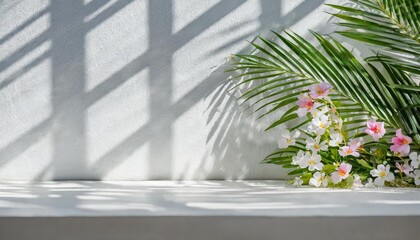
[0,0,345,180]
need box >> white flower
[409,152,420,168]
[329,129,343,147]
[412,170,420,186]
[277,130,300,149]
[309,172,328,187]
[300,152,324,171]
[309,115,331,135]
[297,152,310,168]
[364,178,375,188]
[370,164,395,186]
[353,174,363,188]
[311,106,329,119]
[291,150,305,165]
[306,135,328,153]
[297,108,308,118]
[293,176,303,186]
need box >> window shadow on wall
[0,0,249,180]
[0,0,325,180]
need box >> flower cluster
[279,82,419,188]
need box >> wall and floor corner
[0,0,346,181]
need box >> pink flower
[309,82,332,99]
[331,162,352,184]
[390,129,412,156]
[365,119,386,142]
[339,138,363,157]
[296,94,316,117]
[395,162,413,176]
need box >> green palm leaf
[327,0,420,75]
[230,0,420,147]
[230,30,420,146]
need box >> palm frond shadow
[201,64,282,180]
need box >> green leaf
[356,159,374,170]
[322,164,337,174]
[387,84,420,92]
[288,168,307,175]
[265,113,299,131]
[329,0,420,75]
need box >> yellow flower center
[379,171,386,178]
[319,123,325,128]
[313,144,320,150]
[308,160,315,165]
[317,88,325,95]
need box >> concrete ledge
[0,181,419,239]
[2,216,419,240]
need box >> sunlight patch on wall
[0,0,49,55]
[0,132,53,180]
[0,57,51,150]
[280,0,342,36]
[172,101,207,180]
[172,0,258,103]
[85,0,148,92]
[172,0,219,34]
[86,69,149,165]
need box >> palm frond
[231,31,408,135]
[327,0,420,75]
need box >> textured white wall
[0,0,345,180]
